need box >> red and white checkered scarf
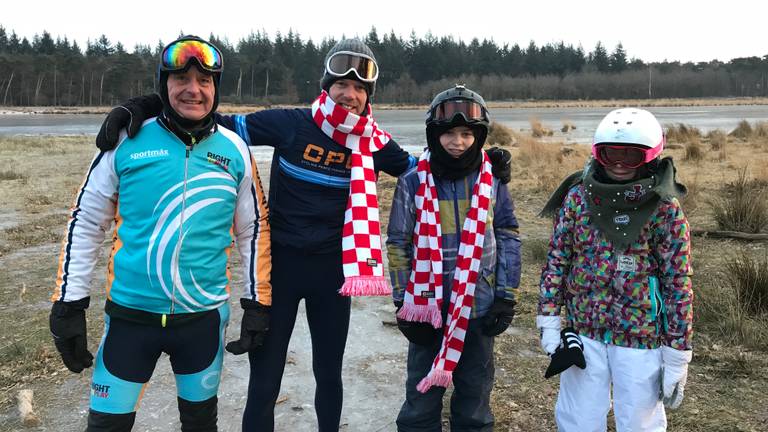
[397,150,494,393]
[311,90,392,296]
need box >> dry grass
[666,123,702,144]
[561,121,576,133]
[727,120,768,148]
[679,172,701,214]
[529,117,554,138]
[684,137,704,163]
[0,170,26,181]
[724,250,768,317]
[0,135,111,429]
[707,129,727,151]
[710,168,768,233]
[487,121,517,147]
[706,129,729,162]
[754,121,768,139]
[730,120,754,139]
[695,241,768,350]
[514,138,588,193]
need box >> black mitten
[544,327,586,379]
[486,146,512,184]
[96,94,163,151]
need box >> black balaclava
[426,122,488,180]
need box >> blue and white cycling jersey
[54,117,271,313]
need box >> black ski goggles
[431,100,488,124]
[325,51,379,82]
[161,39,223,74]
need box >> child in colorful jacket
[537,108,693,431]
[386,85,521,431]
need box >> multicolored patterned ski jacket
[538,184,693,350]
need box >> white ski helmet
[592,108,665,164]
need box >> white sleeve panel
[53,150,118,302]
[231,138,272,306]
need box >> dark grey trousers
[396,318,496,432]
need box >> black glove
[486,146,512,184]
[481,298,516,336]
[544,327,586,379]
[96,93,163,151]
[225,299,270,355]
[394,301,441,346]
[49,297,93,373]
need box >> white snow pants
[555,336,666,432]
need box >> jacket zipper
[166,134,196,326]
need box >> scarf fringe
[339,275,391,297]
[396,303,443,329]
[416,368,453,393]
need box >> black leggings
[242,243,351,432]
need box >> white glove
[536,315,561,355]
[660,346,693,410]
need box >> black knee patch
[178,396,218,432]
[86,409,136,432]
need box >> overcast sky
[3,1,766,63]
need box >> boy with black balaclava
[386,85,521,431]
[537,108,693,431]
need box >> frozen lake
[1,105,766,156]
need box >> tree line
[0,25,766,106]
